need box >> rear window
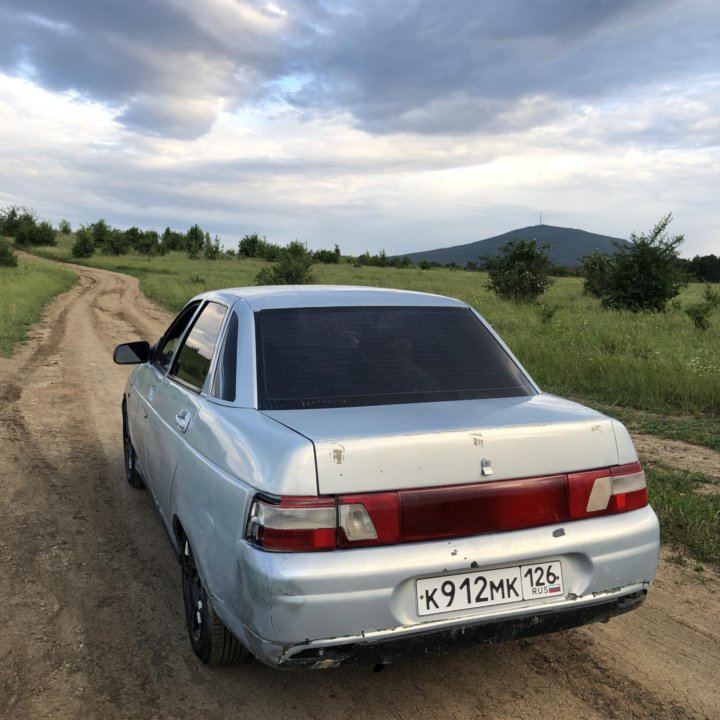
[255,306,533,410]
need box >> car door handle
[175,409,192,433]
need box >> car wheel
[122,404,144,489]
[181,539,249,666]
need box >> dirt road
[1,263,719,720]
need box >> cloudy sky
[1,0,718,256]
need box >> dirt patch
[632,434,720,480]
[1,262,719,720]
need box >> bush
[72,227,95,258]
[483,239,554,302]
[313,244,342,264]
[161,227,186,252]
[255,241,315,285]
[13,217,56,246]
[59,219,72,234]
[135,230,163,256]
[0,205,37,237]
[685,285,720,331]
[0,239,18,267]
[580,251,615,298]
[102,229,130,255]
[600,214,686,312]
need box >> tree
[204,234,222,260]
[89,219,112,249]
[687,254,720,283]
[483,239,553,302]
[238,233,262,257]
[136,230,162,256]
[161,227,186,252]
[255,241,315,285]
[0,239,17,267]
[0,205,37,237]
[186,224,205,259]
[600,214,686,312]
[59,219,72,234]
[71,227,95,258]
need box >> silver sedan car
[113,286,659,668]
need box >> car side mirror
[113,341,151,365]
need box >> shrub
[685,284,720,331]
[483,239,554,302]
[255,241,315,285]
[580,251,615,298]
[0,239,18,267]
[313,244,342,264]
[59,219,72,234]
[135,230,162,256]
[0,205,37,237]
[71,227,95,258]
[600,214,686,312]
[161,227,186,252]
[102,229,130,255]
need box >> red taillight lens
[400,475,567,542]
[568,461,647,519]
[246,496,336,551]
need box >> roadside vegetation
[0,252,76,356]
[646,464,720,565]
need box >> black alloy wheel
[181,539,249,666]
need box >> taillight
[568,461,648,519]
[399,475,566,541]
[247,462,649,552]
[246,496,336,551]
[338,493,400,547]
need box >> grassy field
[646,464,720,565]
[0,251,77,357]
[33,235,720,422]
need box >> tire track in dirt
[1,261,719,720]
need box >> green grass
[0,251,77,356]
[31,235,720,423]
[647,464,720,566]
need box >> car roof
[200,285,468,312]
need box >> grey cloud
[287,0,720,137]
[1,0,718,139]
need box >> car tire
[122,404,144,489]
[181,539,249,666]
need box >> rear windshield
[255,306,534,410]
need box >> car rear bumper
[253,587,648,668]
[231,506,659,668]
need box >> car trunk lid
[262,394,621,495]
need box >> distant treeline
[1,204,718,281]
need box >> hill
[401,225,630,268]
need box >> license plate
[416,561,564,616]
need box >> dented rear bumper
[231,506,659,669]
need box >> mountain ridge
[399,224,630,268]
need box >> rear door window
[171,302,227,392]
[255,306,533,410]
